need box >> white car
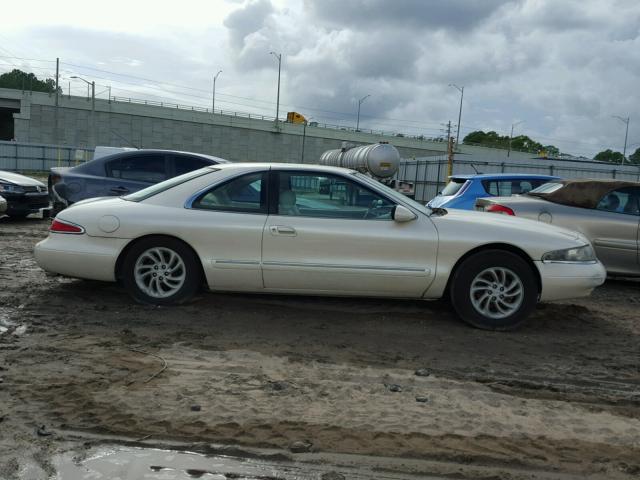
[34,163,606,330]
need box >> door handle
[110,186,130,194]
[270,225,297,236]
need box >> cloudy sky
[2,0,639,157]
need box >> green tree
[629,148,640,165]
[0,69,60,93]
[462,130,560,156]
[594,149,625,163]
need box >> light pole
[356,94,370,131]
[449,84,464,148]
[71,76,96,146]
[269,52,282,123]
[507,120,524,157]
[613,115,630,164]
[212,70,222,114]
[71,76,95,111]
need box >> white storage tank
[319,142,400,178]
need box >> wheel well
[115,234,206,284]
[445,243,542,295]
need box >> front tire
[122,236,202,305]
[450,250,538,331]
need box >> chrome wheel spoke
[134,246,187,299]
[470,267,524,320]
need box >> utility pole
[356,94,370,131]
[301,116,313,163]
[212,70,222,114]
[71,76,96,147]
[270,52,282,123]
[613,115,630,164]
[108,85,111,104]
[54,57,59,145]
[449,84,464,148]
[508,121,524,157]
[447,121,454,177]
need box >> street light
[269,52,282,123]
[449,84,464,148]
[356,94,370,131]
[70,76,95,112]
[212,70,222,114]
[612,115,630,164]
[507,120,524,157]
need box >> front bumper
[535,260,606,302]
[2,191,51,215]
[34,234,129,282]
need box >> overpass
[0,87,452,163]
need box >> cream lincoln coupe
[34,163,606,330]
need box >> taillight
[487,204,515,216]
[50,174,62,185]
[50,219,85,234]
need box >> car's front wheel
[122,236,202,305]
[450,250,538,330]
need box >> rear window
[123,167,217,202]
[440,179,468,196]
[528,182,564,195]
[482,178,549,196]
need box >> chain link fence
[0,140,93,172]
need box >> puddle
[52,445,435,480]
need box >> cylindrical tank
[319,143,400,178]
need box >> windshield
[527,182,564,195]
[123,167,218,202]
[440,178,468,196]
[353,172,431,215]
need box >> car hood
[0,170,46,187]
[430,208,590,260]
[427,195,453,208]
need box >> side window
[107,155,167,183]
[192,172,265,213]
[483,179,544,196]
[174,155,211,176]
[596,187,640,215]
[277,172,395,220]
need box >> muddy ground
[0,216,639,479]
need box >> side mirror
[393,205,417,222]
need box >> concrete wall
[4,88,447,164]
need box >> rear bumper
[535,260,606,302]
[34,234,128,282]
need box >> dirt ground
[0,216,639,479]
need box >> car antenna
[470,163,482,174]
[110,130,140,149]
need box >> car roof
[450,173,560,180]
[213,162,356,175]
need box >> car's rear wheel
[122,236,201,305]
[450,250,538,330]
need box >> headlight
[0,182,24,193]
[542,245,596,263]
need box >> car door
[261,170,438,297]
[102,153,169,196]
[573,187,640,274]
[184,170,268,290]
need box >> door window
[277,172,395,219]
[192,172,266,213]
[107,155,167,183]
[174,155,211,176]
[596,187,640,215]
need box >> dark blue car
[427,173,560,210]
[49,149,228,212]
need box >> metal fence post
[14,143,18,170]
[42,146,46,171]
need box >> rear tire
[450,250,538,331]
[122,236,202,305]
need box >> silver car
[476,179,640,276]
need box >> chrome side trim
[214,259,260,265]
[262,261,429,273]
